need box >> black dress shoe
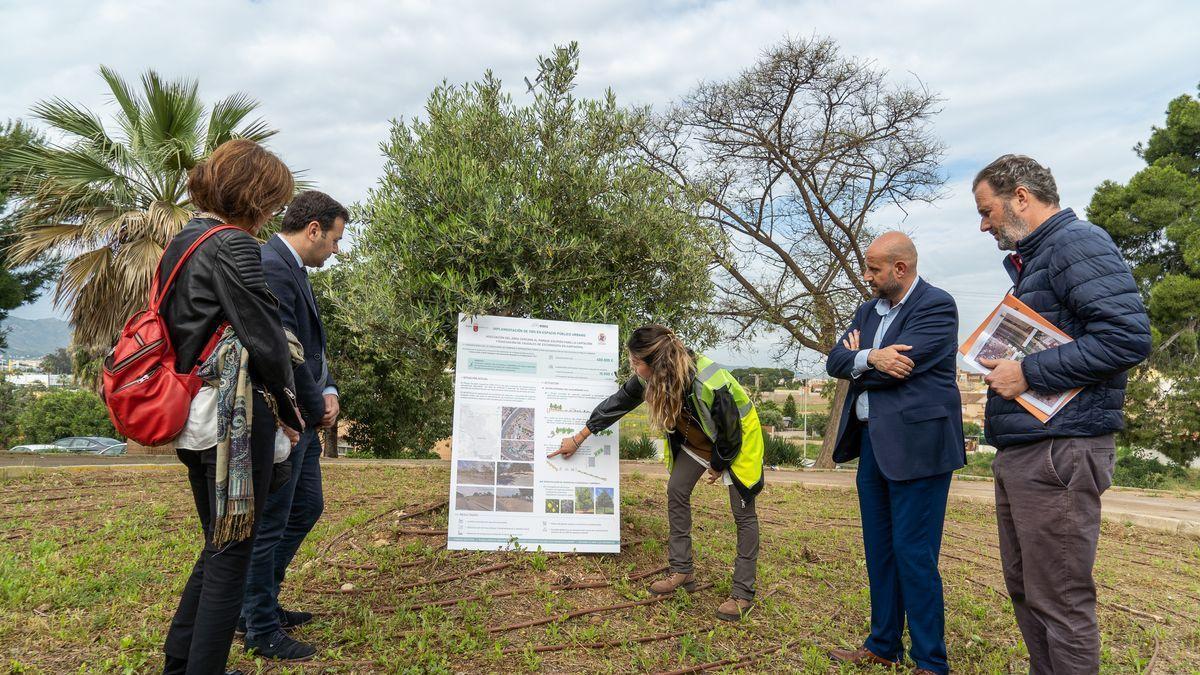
[280,608,314,630]
[243,629,316,661]
[226,670,245,675]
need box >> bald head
[863,231,918,302]
[866,231,918,268]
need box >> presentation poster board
[448,314,621,553]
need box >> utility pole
[802,379,809,463]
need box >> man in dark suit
[825,231,965,675]
[241,191,347,660]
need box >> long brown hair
[628,325,695,432]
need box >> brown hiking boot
[828,647,900,668]
[648,572,696,595]
[715,597,753,621]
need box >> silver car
[7,444,60,453]
[53,437,124,453]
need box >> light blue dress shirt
[276,235,338,399]
[851,276,920,421]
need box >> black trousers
[163,392,276,675]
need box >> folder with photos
[959,294,1082,423]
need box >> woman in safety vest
[550,324,764,621]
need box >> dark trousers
[856,432,952,674]
[241,429,324,638]
[993,435,1115,675]
[163,393,275,675]
[666,450,759,600]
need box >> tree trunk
[813,379,849,469]
[323,426,339,458]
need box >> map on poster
[448,314,621,553]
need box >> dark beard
[873,279,902,301]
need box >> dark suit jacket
[825,278,966,481]
[262,235,334,428]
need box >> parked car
[52,437,124,453]
[94,443,127,456]
[7,444,60,453]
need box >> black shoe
[226,671,245,675]
[280,608,314,631]
[243,629,317,661]
[235,616,247,637]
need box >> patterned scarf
[197,326,255,547]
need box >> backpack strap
[149,224,244,311]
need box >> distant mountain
[0,317,72,358]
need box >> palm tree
[1,66,286,351]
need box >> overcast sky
[3,0,1198,371]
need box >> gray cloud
[4,0,1198,370]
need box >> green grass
[2,464,1198,672]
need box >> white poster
[448,314,621,553]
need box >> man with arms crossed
[241,191,347,660]
[973,155,1150,674]
[825,232,965,675]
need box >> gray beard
[993,205,1027,251]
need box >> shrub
[803,412,830,438]
[0,378,30,447]
[620,433,658,460]
[958,451,995,478]
[757,400,781,412]
[757,408,785,429]
[763,433,802,467]
[16,388,116,443]
[1113,447,1189,490]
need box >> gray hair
[972,154,1060,206]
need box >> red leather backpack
[102,224,239,445]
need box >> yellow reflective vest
[663,354,765,503]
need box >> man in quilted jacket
[972,154,1151,674]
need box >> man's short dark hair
[972,154,1060,206]
[280,190,350,233]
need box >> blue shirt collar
[875,275,921,315]
[275,234,305,269]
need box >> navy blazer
[262,235,333,427]
[825,278,966,481]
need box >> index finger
[546,448,564,458]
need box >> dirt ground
[1,464,1198,673]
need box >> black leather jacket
[157,218,303,431]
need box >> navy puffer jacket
[984,209,1151,449]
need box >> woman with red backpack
[155,139,305,675]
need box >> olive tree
[326,44,716,456]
